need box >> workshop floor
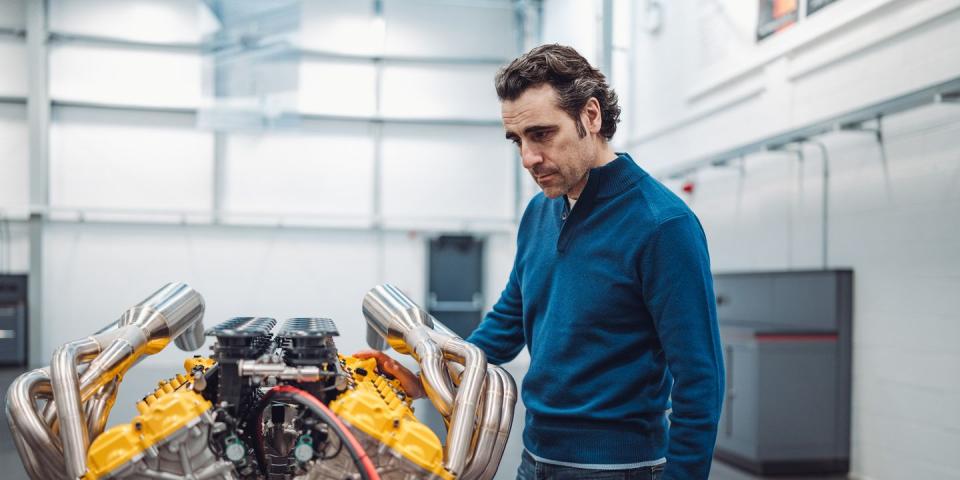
[1,368,29,480]
[0,367,847,480]
[709,462,846,480]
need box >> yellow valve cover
[82,356,451,479]
[184,355,216,373]
[331,356,453,480]
[84,361,215,480]
[84,389,212,479]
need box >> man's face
[502,84,596,199]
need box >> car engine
[5,282,516,480]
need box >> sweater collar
[576,152,647,204]
[555,153,645,252]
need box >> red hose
[269,385,381,480]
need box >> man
[359,44,723,480]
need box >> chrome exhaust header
[6,282,206,479]
[6,282,517,480]
[362,284,518,480]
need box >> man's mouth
[536,173,556,183]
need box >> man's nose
[520,144,542,170]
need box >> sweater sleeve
[640,213,724,480]
[465,263,525,365]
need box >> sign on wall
[756,0,798,41]
[807,0,841,16]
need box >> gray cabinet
[0,274,28,366]
[714,270,852,475]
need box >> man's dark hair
[495,44,621,140]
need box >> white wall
[622,0,960,478]
[301,0,518,59]
[298,59,378,116]
[0,98,29,275]
[49,107,214,213]
[380,63,502,120]
[49,43,203,109]
[628,0,960,172]
[0,37,27,98]
[223,121,377,220]
[674,101,960,480]
[541,0,602,66]
[299,0,381,56]
[0,0,28,223]
[0,103,28,216]
[0,0,25,31]
[383,0,516,59]
[381,124,516,221]
[0,36,29,273]
[48,0,202,44]
[0,0,28,280]
[0,221,29,274]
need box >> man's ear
[581,97,603,134]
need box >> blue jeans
[517,450,665,480]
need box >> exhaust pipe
[7,282,516,480]
[361,284,516,478]
[40,282,207,479]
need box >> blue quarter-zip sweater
[466,154,724,480]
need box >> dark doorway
[427,235,484,338]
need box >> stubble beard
[534,143,594,199]
[535,167,588,199]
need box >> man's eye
[533,131,550,141]
[510,138,521,147]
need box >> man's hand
[353,350,426,399]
